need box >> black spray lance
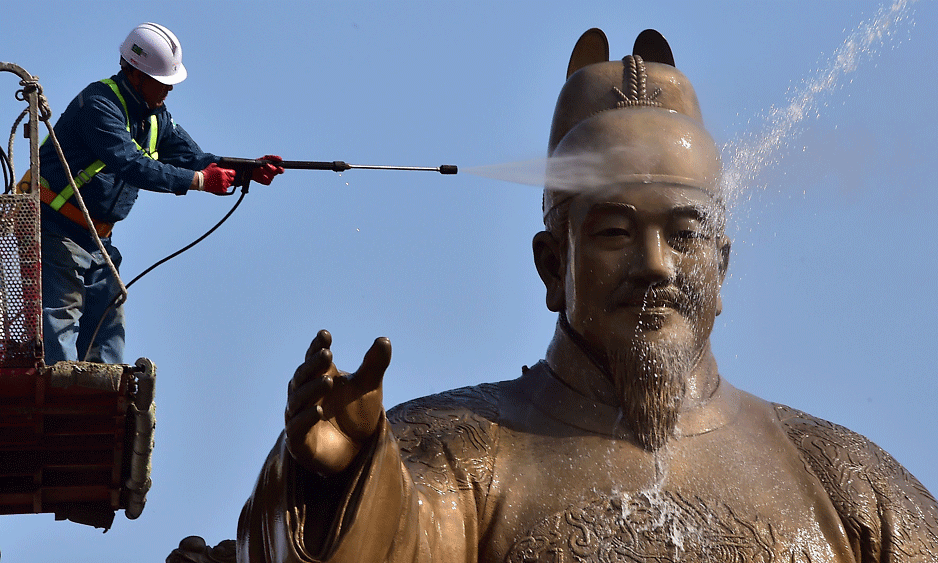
[83,157,455,360]
[216,157,458,193]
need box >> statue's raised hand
[285,329,391,474]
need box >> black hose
[1,145,12,193]
[82,188,248,361]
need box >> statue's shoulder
[773,403,927,493]
[387,382,505,493]
[387,381,502,431]
[774,403,938,558]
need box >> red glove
[201,163,236,194]
[252,154,285,185]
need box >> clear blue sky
[2,1,936,560]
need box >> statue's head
[534,29,731,387]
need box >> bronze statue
[236,29,938,562]
[167,536,236,563]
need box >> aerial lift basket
[0,61,156,530]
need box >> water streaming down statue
[236,29,938,562]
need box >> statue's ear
[716,237,732,316]
[567,28,609,79]
[533,231,565,312]
[632,29,675,66]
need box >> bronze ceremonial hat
[544,29,722,219]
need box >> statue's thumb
[355,337,392,391]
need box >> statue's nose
[631,228,674,284]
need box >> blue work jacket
[39,70,217,247]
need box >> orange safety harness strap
[34,169,114,237]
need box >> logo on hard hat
[131,44,148,58]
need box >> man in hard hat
[236,29,938,562]
[36,22,283,365]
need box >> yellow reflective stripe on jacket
[45,79,159,210]
[148,118,158,159]
[100,78,158,157]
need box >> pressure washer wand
[344,163,459,174]
[216,157,457,194]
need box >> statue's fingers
[286,375,333,422]
[304,329,333,364]
[351,337,392,392]
[290,347,334,393]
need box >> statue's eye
[669,217,711,249]
[674,229,706,240]
[584,206,637,245]
[596,227,631,238]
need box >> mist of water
[464,149,673,195]
[463,0,917,224]
[721,0,916,214]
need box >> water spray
[217,157,457,194]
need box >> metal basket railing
[0,62,43,369]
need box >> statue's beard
[609,335,692,451]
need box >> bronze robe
[238,362,938,562]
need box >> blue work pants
[41,229,125,364]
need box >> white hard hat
[120,23,187,85]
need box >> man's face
[131,70,173,109]
[562,183,728,364]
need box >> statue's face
[562,183,728,361]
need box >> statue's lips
[618,304,678,317]
[633,304,674,312]
[616,296,682,311]
[612,286,689,317]
[614,302,676,331]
